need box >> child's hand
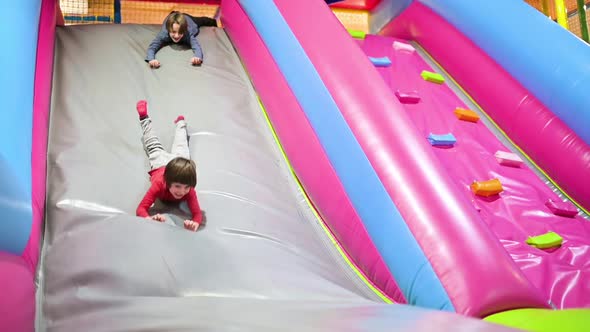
[190,57,202,66]
[149,59,160,68]
[149,214,166,222]
[184,220,200,232]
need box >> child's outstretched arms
[184,190,203,231]
[150,214,166,222]
[145,29,169,68]
[148,59,160,69]
[189,34,203,66]
[137,182,165,221]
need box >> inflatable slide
[0,0,588,331]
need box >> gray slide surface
[37,24,515,332]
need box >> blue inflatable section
[0,1,41,254]
[238,0,454,310]
[419,0,590,145]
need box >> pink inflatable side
[274,0,548,316]
[222,0,403,302]
[0,1,57,331]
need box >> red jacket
[136,167,203,224]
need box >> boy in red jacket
[135,100,203,231]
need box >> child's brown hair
[164,157,197,188]
[165,11,188,35]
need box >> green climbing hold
[348,29,366,39]
[526,231,563,249]
[421,70,445,84]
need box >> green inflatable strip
[348,29,366,39]
[484,308,590,332]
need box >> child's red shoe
[137,100,148,119]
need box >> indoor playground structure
[1,0,590,331]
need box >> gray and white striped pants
[140,116,190,170]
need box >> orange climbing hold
[471,178,503,197]
[454,108,480,122]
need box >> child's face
[169,23,184,43]
[169,182,191,199]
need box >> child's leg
[188,15,218,27]
[137,101,173,169]
[140,117,173,170]
[170,115,190,159]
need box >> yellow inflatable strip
[232,52,392,303]
[485,308,590,332]
[256,97,393,304]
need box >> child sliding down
[135,100,203,231]
[145,11,218,68]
